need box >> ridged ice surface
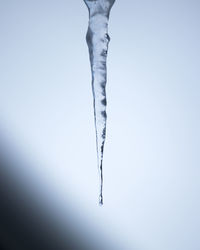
[84,0,115,205]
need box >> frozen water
[84,0,115,205]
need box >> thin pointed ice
[84,0,115,205]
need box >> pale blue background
[0,0,200,249]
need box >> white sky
[0,1,200,249]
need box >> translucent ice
[84,0,115,205]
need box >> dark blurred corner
[0,130,102,250]
[0,159,98,250]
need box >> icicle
[84,0,115,205]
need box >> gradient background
[0,0,200,249]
